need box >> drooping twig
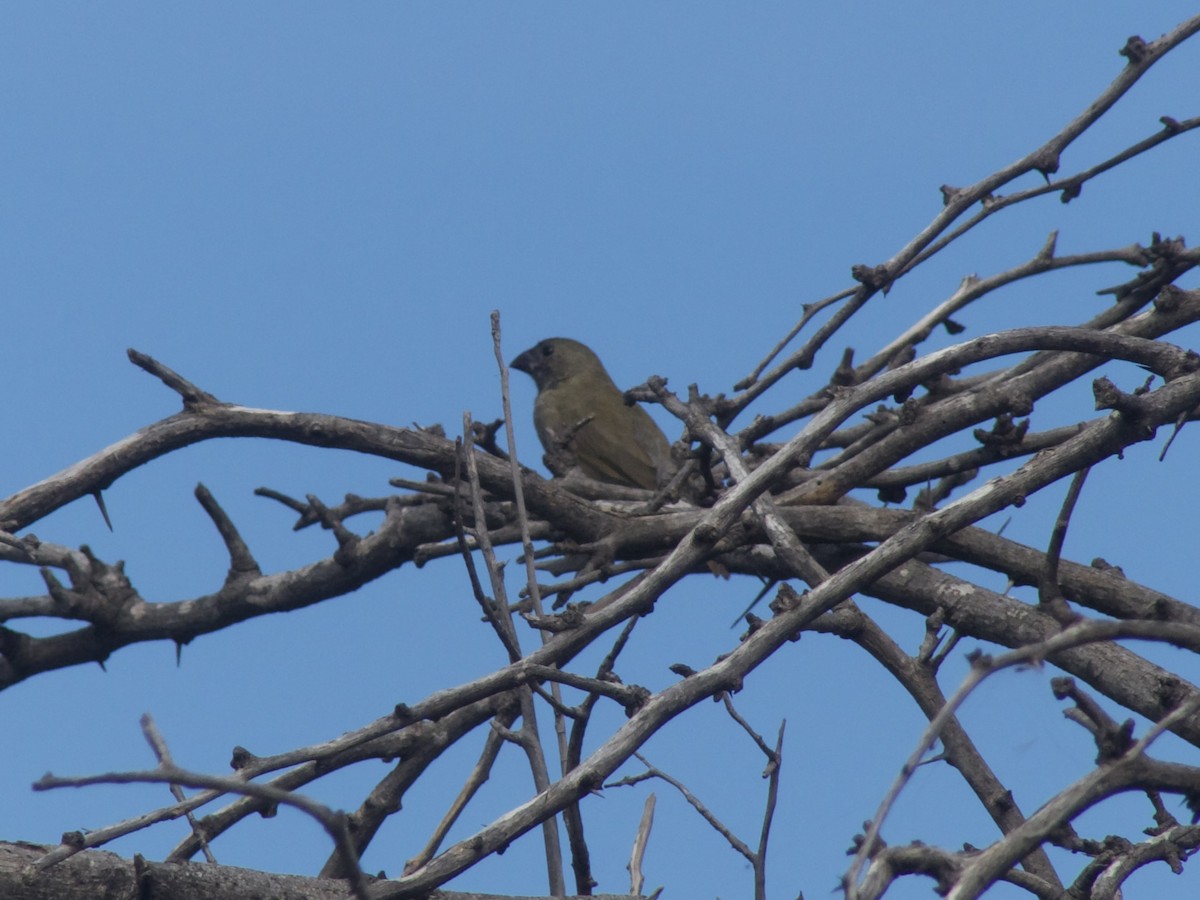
[34,751,372,900]
[1038,467,1090,622]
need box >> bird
[510,337,672,490]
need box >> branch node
[1119,34,1150,64]
[851,263,892,292]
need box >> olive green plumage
[511,338,671,490]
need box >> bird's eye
[541,344,554,357]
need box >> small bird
[511,337,672,490]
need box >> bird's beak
[510,349,533,374]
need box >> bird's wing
[534,377,668,490]
[570,409,660,488]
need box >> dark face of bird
[510,337,605,391]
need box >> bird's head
[510,337,609,391]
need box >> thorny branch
[6,15,1200,900]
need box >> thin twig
[629,792,656,896]
[403,713,513,874]
[140,715,217,864]
[462,408,566,897]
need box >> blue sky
[2,5,1199,898]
